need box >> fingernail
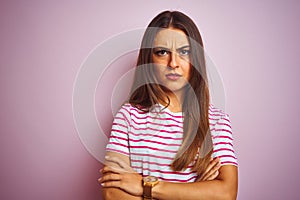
[105,156,109,159]
[101,183,104,186]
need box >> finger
[100,180,121,188]
[102,165,127,174]
[198,157,220,180]
[201,162,221,181]
[206,170,220,181]
[102,165,134,175]
[205,157,220,173]
[202,161,221,180]
[98,173,121,183]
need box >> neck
[160,90,184,112]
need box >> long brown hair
[129,11,212,175]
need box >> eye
[179,49,190,56]
[154,49,169,56]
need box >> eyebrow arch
[177,45,190,50]
[153,45,190,51]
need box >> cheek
[184,65,192,80]
[153,65,167,83]
[153,56,168,66]
[154,65,164,76]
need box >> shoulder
[118,103,145,114]
[115,103,149,118]
[209,104,230,121]
[208,104,232,132]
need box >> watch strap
[143,185,152,199]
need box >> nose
[169,51,179,69]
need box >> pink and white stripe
[106,103,237,182]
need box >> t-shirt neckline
[157,103,183,116]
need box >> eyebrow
[153,45,190,51]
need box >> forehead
[153,28,189,47]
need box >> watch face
[144,176,158,183]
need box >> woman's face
[152,28,191,93]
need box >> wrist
[143,176,159,199]
[152,181,164,199]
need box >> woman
[99,10,238,199]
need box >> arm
[100,152,223,200]
[103,187,142,200]
[100,155,235,200]
[151,112,238,200]
[152,165,238,200]
[101,108,237,199]
[100,104,140,199]
[101,152,142,200]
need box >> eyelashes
[179,49,190,56]
[154,49,169,56]
[153,48,191,57]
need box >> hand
[99,156,143,196]
[196,157,221,181]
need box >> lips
[165,73,182,80]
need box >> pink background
[1,1,300,199]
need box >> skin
[99,28,238,199]
[152,28,191,112]
[100,152,222,200]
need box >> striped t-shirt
[106,103,237,182]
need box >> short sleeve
[106,104,131,156]
[211,114,238,166]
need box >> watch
[143,176,159,199]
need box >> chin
[164,85,186,93]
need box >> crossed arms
[99,152,238,200]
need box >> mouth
[165,73,182,80]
